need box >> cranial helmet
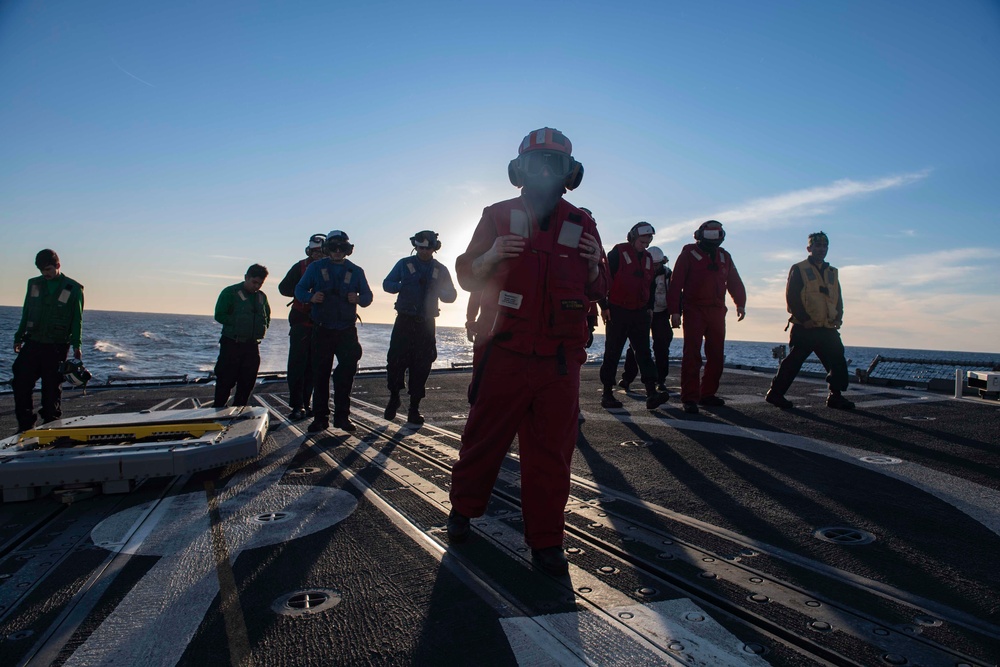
[508,127,584,191]
[59,358,92,388]
[410,230,441,251]
[648,247,665,264]
[325,230,354,255]
[306,233,327,254]
[627,222,655,243]
[694,220,725,244]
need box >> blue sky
[2,0,998,352]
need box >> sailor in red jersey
[667,220,747,414]
[447,127,608,577]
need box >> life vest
[392,258,447,318]
[22,275,83,345]
[307,259,366,330]
[790,259,841,327]
[479,197,595,356]
[608,243,655,309]
[221,285,269,342]
[652,267,670,313]
[290,259,313,315]
[667,243,744,311]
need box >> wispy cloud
[659,170,930,241]
[111,58,155,88]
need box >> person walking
[278,233,327,420]
[620,246,673,392]
[382,230,458,425]
[447,127,608,577]
[667,220,746,414]
[766,231,855,410]
[295,231,373,433]
[12,249,85,432]
[213,264,271,408]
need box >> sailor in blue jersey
[382,230,458,425]
[295,230,373,432]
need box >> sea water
[0,306,996,386]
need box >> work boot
[826,392,855,410]
[384,392,401,420]
[699,395,725,407]
[304,406,313,418]
[333,415,356,432]
[447,509,471,544]
[765,391,793,409]
[288,408,305,420]
[655,382,668,393]
[645,382,670,409]
[617,378,630,393]
[682,402,699,414]
[407,398,424,425]
[601,388,623,409]
[307,418,329,433]
[531,546,569,576]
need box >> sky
[2,0,998,353]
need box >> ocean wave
[141,331,168,342]
[93,340,133,359]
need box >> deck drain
[882,654,908,665]
[814,526,875,545]
[636,587,658,597]
[743,643,767,655]
[450,414,468,420]
[272,589,342,616]
[913,615,942,627]
[859,456,902,465]
[288,467,321,476]
[7,629,35,641]
[618,440,653,448]
[903,415,936,421]
[253,511,294,524]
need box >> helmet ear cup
[410,231,441,251]
[565,160,583,190]
[508,159,524,188]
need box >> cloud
[111,58,155,88]
[659,170,930,241]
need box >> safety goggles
[701,228,723,240]
[520,151,573,177]
[327,243,352,253]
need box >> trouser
[679,305,727,403]
[623,310,673,385]
[769,324,849,396]
[214,337,261,407]
[311,325,362,420]
[386,314,437,400]
[450,345,584,550]
[599,306,657,388]
[286,322,314,410]
[12,341,69,431]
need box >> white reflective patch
[237,291,248,301]
[690,249,703,261]
[406,262,416,274]
[321,268,330,282]
[432,267,439,280]
[621,251,633,265]
[343,270,352,284]
[30,284,40,298]
[510,210,530,238]
[498,291,523,309]
[58,288,71,303]
[702,229,721,240]
[557,222,583,248]
[534,129,546,146]
[644,256,651,271]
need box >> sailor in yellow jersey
[766,232,854,410]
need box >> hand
[485,234,525,264]
[600,308,610,325]
[465,327,475,343]
[74,347,82,360]
[737,307,746,322]
[14,342,21,353]
[347,292,359,304]
[310,292,325,304]
[578,232,602,268]
[670,313,681,328]
[803,319,819,329]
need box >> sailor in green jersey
[12,249,85,432]
[213,264,271,408]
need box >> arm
[785,266,810,325]
[70,284,84,357]
[436,263,458,304]
[214,287,233,326]
[263,294,271,330]
[355,269,374,308]
[382,260,403,294]
[278,263,301,298]
[456,207,524,291]
[294,265,317,304]
[13,282,30,352]
[727,258,747,321]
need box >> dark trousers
[311,325,362,420]
[623,310,673,385]
[12,341,70,431]
[286,323,314,410]
[213,337,261,407]
[770,325,849,396]
[599,306,657,388]
[386,314,437,400]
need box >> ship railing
[856,355,1000,386]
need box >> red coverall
[666,243,746,403]
[451,195,608,550]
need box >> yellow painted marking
[22,422,225,445]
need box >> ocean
[1,305,996,386]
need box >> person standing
[598,222,670,410]
[620,246,673,392]
[295,230,373,433]
[382,230,458,425]
[447,127,608,576]
[278,233,327,420]
[667,220,746,414]
[766,232,855,410]
[12,249,85,432]
[213,264,271,408]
